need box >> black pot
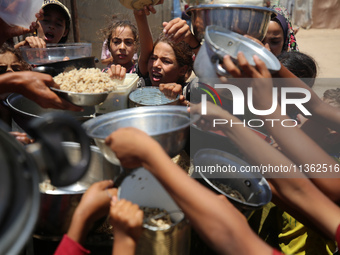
[3,93,95,134]
[32,56,97,76]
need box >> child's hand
[162,18,200,49]
[159,83,182,99]
[67,180,117,244]
[222,52,274,111]
[109,198,143,242]
[73,180,117,225]
[105,127,161,169]
[18,36,46,48]
[108,64,126,80]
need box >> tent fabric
[271,0,340,29]
[311,0,340,28]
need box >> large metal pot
[35,142,121,240]
[186,4,275,42]
[0,113,91,254]
[4,93,95,134]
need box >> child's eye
[124,40,134,46]
[112,40,122,45]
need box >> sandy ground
[294,29,340,97]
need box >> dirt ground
[294,28,340,97]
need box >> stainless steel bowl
[186,4,275,42]
[193,148,272,217]
[83,106,197,165]
[128,87,179,107]
[50,87,110,106]
[34,142,120,239]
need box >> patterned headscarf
[271,5,299,52]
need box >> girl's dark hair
[0,44,31,71]
[278,51,317,88]
[153,34,193,84]
[100,16,138,56]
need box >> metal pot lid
[205,25,281,71]
[0,124,40,255]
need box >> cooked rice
[53,68,119,93]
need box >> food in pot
[53,68,122,93]
[39,179,57,192]
[211,180,246,202]
[141,206,172,230]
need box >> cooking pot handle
[213,58,229,76]
[26,112,91,187]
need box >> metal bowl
[193,148,272,217]
[82,106,196,165]
[186,4,275,42]
[34,142,120,240]
[50,87,110,106]
[4,93,95,134]
[128,87,179,107]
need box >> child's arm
[224,52,340,203]
[66,180,117,244]
[109,198,143,255]
[54,180,117,254]
[133,10,154,77]
[274,63,340,133]
[105,128,274,255]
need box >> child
[0,44,34,144]
[54,180,143,255]
[0,44,31,74]
[105,124,340,255]
[15,0,71,48]
[100,17,138,73]
[262,6,298,56]
[278,51,318,88]
[134,11,197,87]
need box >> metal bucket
[118,168,190,255]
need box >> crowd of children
[1,0,340,255]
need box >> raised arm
[133,10,154,76]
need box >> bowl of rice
[51,68,123,106]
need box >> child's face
[110,26,136,67]
[147,42,185,86]
[0,52,23,74]
[38,7,68,44]
[262,21,284,57]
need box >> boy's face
[38,6,68,44]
